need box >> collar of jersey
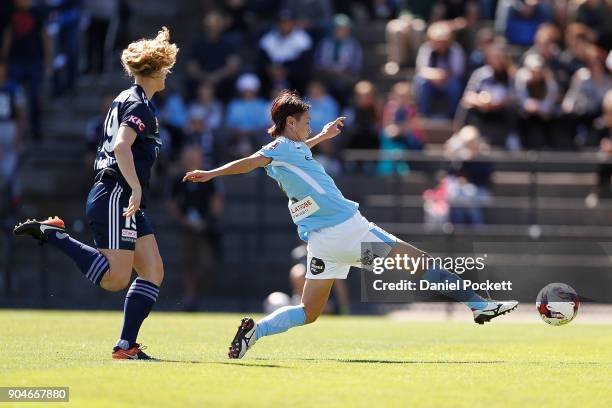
[133,84,148,103]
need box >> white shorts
[306,212,398,280]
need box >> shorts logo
[125,115,145,132]
[310,257,325,275]
[121,229,137,239]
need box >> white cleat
[228,317,258,359]
[472,300,519,324]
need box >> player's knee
[152,259,164,286]
[140,256,164,286]
[102,269,131,292]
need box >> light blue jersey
[258,136,359,241]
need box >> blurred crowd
[4,0,612,305]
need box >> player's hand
[321,117,346,140]
[183,170,215,183]
[124,187,141,218]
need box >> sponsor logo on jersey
[305,155,313,161]
[289,196,320,222]
[268,141,280,150]
[121,229,137,240]
[125,115,146,132]
[310,257,325,275]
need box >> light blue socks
[422,267,488,310]
[255,305,306,340]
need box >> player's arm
[113,125,141,217]
[305,116,346,149]
[183,152,271,183]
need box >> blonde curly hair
[121,27,178,78]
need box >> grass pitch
[1,310,612,407]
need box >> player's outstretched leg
[228,279,332,359]
[389,241,518,324]
[14,217,109,285]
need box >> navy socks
[45,231,109,285]
[118,278,160,348]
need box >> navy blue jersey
[94,84,160,208]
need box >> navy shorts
[85,180,154,250]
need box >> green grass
[1,310,612,407]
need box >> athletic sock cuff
[126,278,160,302]
[85,253,109,286]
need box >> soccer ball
[263,292,291,313]
[536,283,580,326]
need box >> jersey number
[102,103,120,153]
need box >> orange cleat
[13,216,66,243]
[112,344,154,360]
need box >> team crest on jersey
[126,115,145,132]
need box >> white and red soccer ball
[536,283,580,326]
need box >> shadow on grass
[294,358,606,366]
[154,358,289,368]
[144,358,606,367]
[297,358,506,364]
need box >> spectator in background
[305,80,339,133]
[589,89,612,202]
[305,80,341,175]
[561,43,612,147]
[430,0,472,21]
[83,0,118,75]
[342,80,381,152]
[49,0,82,97]
[378,81,425,175]
[314,13,363,106]
[444,125,493,226]
[495,0,552,46]
[166,145,224,311]
[466,26,495,77]
[282,0,334,42]
[218,0,249,47]
[457,1,485,54]
[459,41,517,147]
[83,93,114,176]
[0,58,23,188]
[259,9,313,94]
[515,53,559,149]
[188,81,224,132]
[385,11,427,69]
[0,59,22,259]
[575,0,612,50]
[225,73,269,159]
[2,0,52,142]
[521,24,563,86]
[558,23,593,84]
[414,21,465,118]
[156,86,189,160]
[184,106,219,165]
[186,12,241,101]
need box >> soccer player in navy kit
[14,28,178,360]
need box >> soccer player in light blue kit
[184,91,518,359]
